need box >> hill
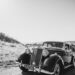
[0,33,20,44]
[0,33,26,67]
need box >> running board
[64,64,73,69]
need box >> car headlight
[32,61,35,65]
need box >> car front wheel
[54,63,61,75]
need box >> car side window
[65,44,69,50]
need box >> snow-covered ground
[0,67,21,75]
[0,41,26,62]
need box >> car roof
[43,41,64,44]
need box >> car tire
[54,62,63,75]
[71,56,75,68]
[19,66,28,72]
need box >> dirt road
[0,67,75,75]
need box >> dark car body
[18,42,74,75]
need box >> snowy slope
[0,40,25,62]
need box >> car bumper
[34,67,54,75]
[20,63,54,75]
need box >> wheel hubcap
[54,64,60,75]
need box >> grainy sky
[0,0,75,43]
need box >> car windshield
[43,42,64,48]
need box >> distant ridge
[0,32,20,44]
[65,41,75,45]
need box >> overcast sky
[0,0,75,43]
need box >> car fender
[43,53,64,72]
[50,53,64,65]
[17,53,31,64]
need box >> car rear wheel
[54,63,61,75]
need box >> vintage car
[17,42,74,75]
